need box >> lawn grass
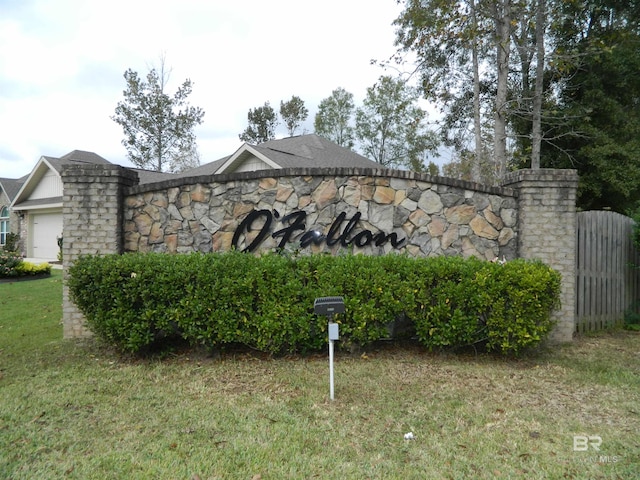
[1,270,639,479]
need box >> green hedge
[68,252,561,356]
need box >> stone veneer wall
[124,168,518,260]
[61,166,578,343]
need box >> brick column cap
[61,163,139,186]
[502,168,578,187]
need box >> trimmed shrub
[68,252,561,356]
[67,253,196,352]
[16,261,52,276]
[408,257,561,354]
[0,253,23,277]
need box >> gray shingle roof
[10,196,63,208]
[253,134,380,169]
[177,134,381,177]
[0,177,25,202]
[46,150,112,173]
[132,169,177,184]
[174,156,230,178]
[4,136,383,193]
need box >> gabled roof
[11,150,113,210]
[174,155,230,177]
[5,136,384,199]
[215,144,283,174]
[178,134,382,177]
[45,150,112,173]
[252,134,380,169]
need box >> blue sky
[0,0,410,178]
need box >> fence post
[503,169,579,343]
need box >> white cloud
[0,0,410,178]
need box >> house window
[0,206,8,246]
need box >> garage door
[32,212,62,259]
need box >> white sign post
[328,322,339,400]
[313,297,345,402]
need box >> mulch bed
[0,273,52,284]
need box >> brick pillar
[503,169,579,343]
[61,164,139,338]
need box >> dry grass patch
[1,273,638,478]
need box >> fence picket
[575,211,640,332]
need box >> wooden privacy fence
[576,211,640,332]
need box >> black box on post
[313,296,345,317]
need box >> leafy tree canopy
[355,76,439,170]
[239,102,279,144]
[280,96,309,136]
[393,0,640,213]
[314,87,356,148]
[541,2,640,213]
[112,65,204,172]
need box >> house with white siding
[8,151,113,260]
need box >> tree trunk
[471,0,483,182]
[531,0,545,169]
[493,0,511,180]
